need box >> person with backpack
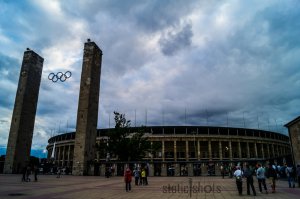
[124,167,132,192]
[243,164,256,196]
[286,164,295,188]
[233,166,243,196]
[133,167,140,186]
[266,164,277,193]
[256,163,268,194]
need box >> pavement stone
[0,174,299,199]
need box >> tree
[106,112,152,161]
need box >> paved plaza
[0,174,299,199]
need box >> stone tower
[3,49,44,174]
[285,116,300,165]
[72,40,102,175]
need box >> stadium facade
[47,126,291,176]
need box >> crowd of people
[20,161,300,195]
[124,165,149,192]
[231,162,300,196]
[21,165,67,182]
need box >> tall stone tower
[285,116,300,165]
[4,49,44,174]
[73,40,102,175]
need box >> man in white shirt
[234,166,243,196]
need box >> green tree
[106,112,152,161]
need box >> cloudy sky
[1,0,300,157]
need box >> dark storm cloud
[61,0,198,32]
[159,23,193,56]
[151,1,300,133]
[131,0,197,32]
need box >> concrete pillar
[229,141,233,160]
[161,163,167,176]
[150,141,153,162]
[186,141,189,161]
[267,144,270,158]
[62,145,66,167]
[67,145,71,167]
[162,141,165,161]
[175,164,180,176]
[238,141,242,158]
[197,140,201,160]
[96,151,100,162]
[219,141,223,160]
[148,163,154,177]
[100,164,106,176]
[215,163,221,175]
[73,40,103,176]
[246,142,250,158]
[254,142,258,158]
[272,144,275,157]
[188,163,193,177]
[4,49,44,174]
[57,146,61,166]
[174,140,177,161]
[261,143,265,159]
[201,163,207,175]
[208,140,212,160]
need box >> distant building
[284,116,300,165]
[47,126,291,176]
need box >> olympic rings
[48,71,72,83]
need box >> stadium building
[46,126,291,176]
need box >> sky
[1,0,300,157]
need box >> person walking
[124,167,132,192]
[286,164,295,188]
[144,165,149,185]
[256,163,268,194]
[26,165,31,182]
[233,166,243,196]
[266,164,277,193]
[56,167,61,178]
[21,166,27,182]
[34,165,39,182]
[243,164,256,196]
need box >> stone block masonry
[3,49,44,174]
[72,40,103,175]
